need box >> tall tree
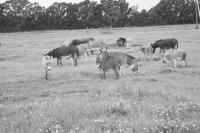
[2,0,32,31]
[151,0,196,24]
[46,2,69,29]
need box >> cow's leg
[102,71,106,79]
[72,53,78,66]
[74,58,78,66]
[159,49,162,54]
[182,60,187,67]
[185,60,188,67]
[173,48,175,55]
[173,59,176,68]
[113,68,120,79]
[49,70,51,80]
[71,58,74,65]
[118,67,122,77]
[84,53,87,63]
[122,66,126,76]
[60,57,62,67]
[57,58,59,66]
[149,54,152,61]
[146,55,149,61]
[99,69,103,78]
[45,70,48,80]
[47,70,51,80]
[162,49,165,54]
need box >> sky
[1,0,161,11]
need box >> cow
[96,51,138,79]
[151,39,179,54]
[67,44,92,64]
[45,43,79,67]
[71,37,95,47]
[139,46,153,61]
[161,50,187,68]
[42,55,53,80]
[117,37,126,47]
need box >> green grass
[0,24,200,133]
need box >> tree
[46,2,69,29]
[2,0,32,31]
[115,0,130,27]
[22,2,46,30]
[0,4,5,32]
[151,0,196,24]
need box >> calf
[151,39,178,54]
[42,55,53,80]
[161,51,187,68]
[96,51,138,79]
[139,46,153,61]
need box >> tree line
[0,0,199,32]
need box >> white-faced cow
[96,51,138,79]
[151,39,178,54]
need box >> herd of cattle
[43,37,187,80]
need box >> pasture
[0,24,200,133]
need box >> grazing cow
[46,43,79,66]
[151,39,178,54]
[96,51,138,79]
[71,38,95,46]
[117,38,126,47]
[139,46,153,61]
[161,50,187,68]
[42,55,53,80]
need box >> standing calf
[161,51,187,68]
[139,46,153,61]
[43,55,53,80]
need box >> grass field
[0,24,200,133]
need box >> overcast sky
[1,0,160,11]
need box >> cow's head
[150,43,157,54]
[130,64,139,72]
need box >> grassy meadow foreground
[0,25,200,133]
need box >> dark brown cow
[46,43,79,66]
[117,37,126,47]
[151,39,178,53]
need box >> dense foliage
[0,0,199,32]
